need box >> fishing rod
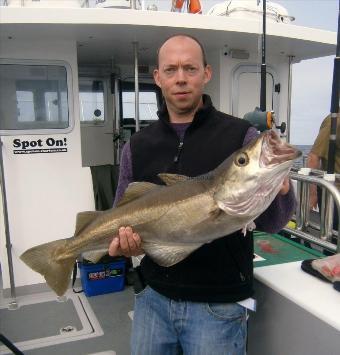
[243,0,285,134]
[327,0,340,174]
[260,0,266,112]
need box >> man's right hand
[108,226,144,257]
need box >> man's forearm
[307,152,321,170]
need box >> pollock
[21,130,301,295]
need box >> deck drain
[60,325,77,334]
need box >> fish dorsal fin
[143,241,203,267]
[117,181,158,207]
[75,211,103,235]
[158,173,189,186]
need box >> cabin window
[119,82,161,142]
[0,63,70,133]
[122,91,158,121]
[79,78,106,125]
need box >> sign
[12,137,68,154]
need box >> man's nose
[175,68,187,84]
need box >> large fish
[20,130,301,296]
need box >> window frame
[78,76,109,127]
[120,81,162,123]
[0,59,74,136]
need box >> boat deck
[0,284,134,355]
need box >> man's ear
[153,68,161,88]
[203,64,212,85]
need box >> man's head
[154,35,212,122]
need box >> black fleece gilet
[130,95,254,302]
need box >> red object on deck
[257,240,279,254]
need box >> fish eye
[235,152,249,167]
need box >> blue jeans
[131,286,247,355]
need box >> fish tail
[20,239,76,296]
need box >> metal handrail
[0,137,17,308]
[2,1,89,7]
[287,170,340,253]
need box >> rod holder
[296,168,311,231]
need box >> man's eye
[187,67,197,73]
[164,68,176,74]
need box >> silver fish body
[20,130,301,295]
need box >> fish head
[214,130,301,218]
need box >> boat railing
[286,169,340,253]
[1,0,89,7]
[0,1,137,8]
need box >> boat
[0,1,339,354]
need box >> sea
[292,145,312,170]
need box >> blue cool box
[79,258,126,297]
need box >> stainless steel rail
[0,137,18,308]
[287,170,340,253]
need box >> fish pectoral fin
[209,207,224,219]
[82,250,108,264]
[157,173,190,186]
[117,182,159,207]
[143,241,203,267]
[75,211,104,235]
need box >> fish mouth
[260,130,301,168]
[220,130,300,217]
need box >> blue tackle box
[79,256,126,297]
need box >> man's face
[153,36,212,118]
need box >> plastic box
[79,258,125,297]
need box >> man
[307,114,340,229]
[109,35,295,354]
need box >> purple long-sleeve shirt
[114,124,296,233]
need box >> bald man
[109,35,295,355]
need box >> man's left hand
[279,176,290,195]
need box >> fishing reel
[243,107,286,133]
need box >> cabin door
[232,64,279,118]
[79,77,115,167]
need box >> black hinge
[275,83,281,93]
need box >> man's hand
[279,176,290,195]
[108,226,144,257]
